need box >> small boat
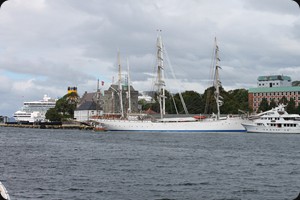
[93,124,106,132]
[242,104,300,134]
[193,115,207,120]
[0,181,10,200]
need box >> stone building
[102,84,139,115]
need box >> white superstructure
[13,95,57,123]
[242,104,300,134]
[98,35,247,132]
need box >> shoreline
[0,123,94,130]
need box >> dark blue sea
[0,127,299,200]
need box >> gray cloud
[0,0,300,116]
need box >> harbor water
[0,127,299,200]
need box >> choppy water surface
[0,127,300,200]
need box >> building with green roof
[249,75,300,111]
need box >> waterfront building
[102,84,139,115]
[248,75,300,112]
[74,91,103,122]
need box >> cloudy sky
[0,0,300,116]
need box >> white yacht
[242,104,300,134]
[13,95,57,123]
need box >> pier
[0,122,94,130]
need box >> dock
[0,122,94,130]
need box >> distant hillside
[292,81,300,86]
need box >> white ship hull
[242,123,300,134]
[99,117,247,132]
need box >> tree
[224,89,249,114]
[45,108,62,122]
[138,99,148,111]
[258,98,269,112]
[139,86,251,115]
[279,96,288,105]
[45,92,79,121]
[171,91,203,114]
[203,86,217,114]
[182,91,203,114]
[269,98,277,109]
[296,105,300,115]
[286,98,296,114]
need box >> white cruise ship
[13,95,57,123]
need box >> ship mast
[213,37,223,120]
[127,59,132,114]
[156,32,166,119]
[118,51,124,118]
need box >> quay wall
[0,123,94,130]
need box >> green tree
[138,99,148,111]
[45,108,62,122]
[279,96,288,105]
[140,86,250,115]
[258,98,269,112]
[296,105,300,115]
[223,89,249,114]
[203,86,217,114]
[286,98,296,114]
[171,91,203,114]
[269,98,277,109]
[45,92,79,121]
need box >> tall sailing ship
[98,35,247,132]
